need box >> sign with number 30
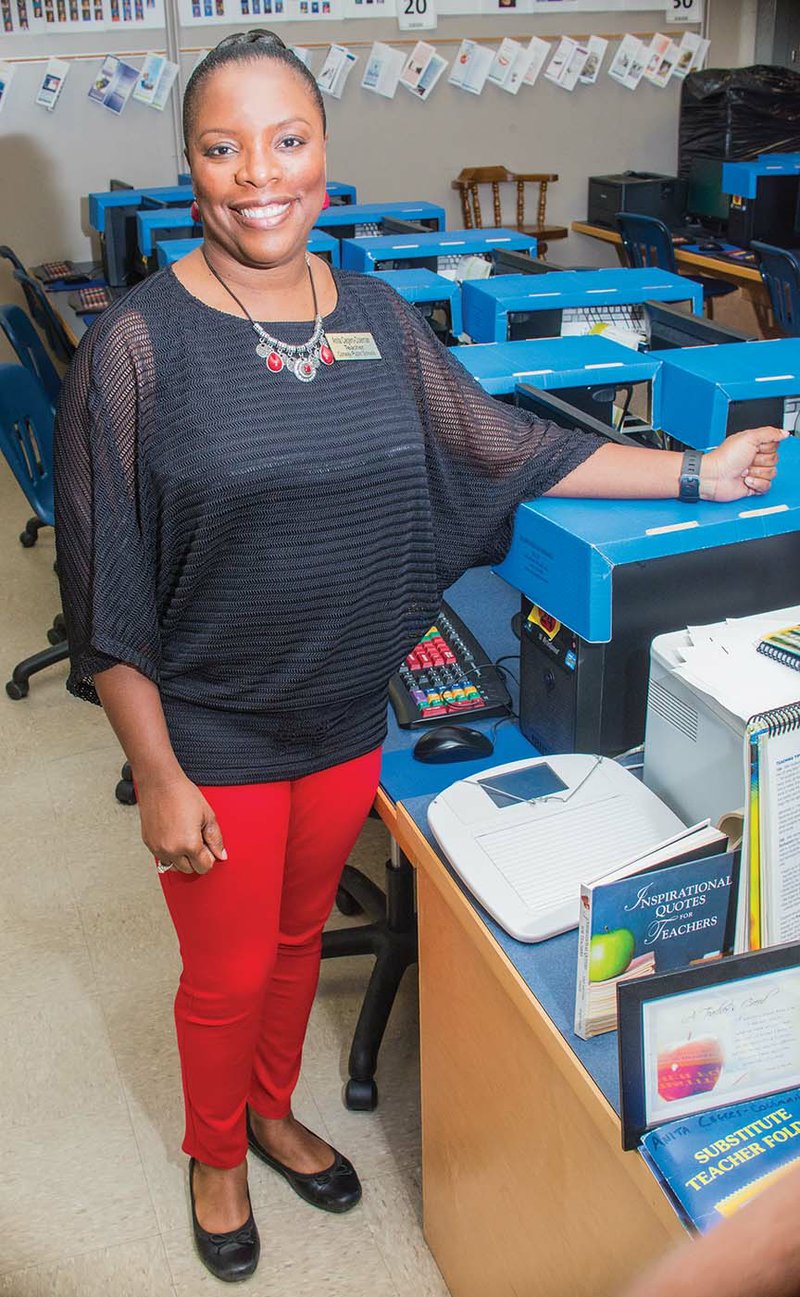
[666,0,704,23]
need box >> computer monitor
[686,158,730,229]
[490,249,565,276]
[380,218,431,235]
[102,201,143,287]
[643,301,755,350]
[513,385,636,447]
[109,178,134,191]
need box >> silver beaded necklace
[202,250,335,383]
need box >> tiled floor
[0,455,449,1296]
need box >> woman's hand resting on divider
[700,425,788,502]
[137,771,228,875]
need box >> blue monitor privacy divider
[155,228,342,269]
[452,334,661,427]
[341,227,537,274]
[654,338,800,449]
[461,268,702,343]
[373,268,463,341]
[495,391,800,757]
[325,181,357,205]
[490,249,568,276]
[89,186,195,286]
[314,200,446,240]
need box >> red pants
[158,748,382,1169]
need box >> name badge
[326,332,382,361]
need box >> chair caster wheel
[6,679,28,700]
[335,888,363,917]
[345,1079,378,1112]
[115,779,137,806]
[19,531,37,548]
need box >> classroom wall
[0,1,752,318]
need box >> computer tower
[518,531,800,757]
[587,172,687,229]
[727,175,800,249]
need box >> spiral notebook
[757,625,800,673]
[737,704,800,952]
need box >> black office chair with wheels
[12,269,75,365]
[616,212,737,319]
[321,838,417,1111]
[751,242,800,337]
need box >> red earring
[190,199,201,223]
[322,192,331,210]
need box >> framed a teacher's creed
[618,941,800,1149]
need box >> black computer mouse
[698,240,724,252]
[412,725,495,764]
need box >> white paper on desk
[643,33,680,88]
[361,42,404,96]
[608,35,646,90]
[449,40,494,95]
[522,36,550,87]
[758,726,800,946]
[36,57,70,111]
[579,36,607,85]
[0,61,16,114]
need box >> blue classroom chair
[0,307,61,546]
[751,242,800,337]
[616,211,736,319]
[12,269,75,365]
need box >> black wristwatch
[678,450,703,503]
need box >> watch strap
[679,449,703,503]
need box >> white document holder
[427,755,684,943]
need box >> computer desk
[570,220,772,334]
[378,565,683,1297]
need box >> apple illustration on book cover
[657,1036,724,1103]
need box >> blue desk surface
[655,338,800,450]
[155,228,341,269]
[496,436,800,642]
[380,564,620,1111]
[462,268,702,344]
[342,228,537,272]
[452,334,661,399]
[373,268,463,336]
[314,201,446,232]
[89,186,191,234]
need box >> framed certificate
[618,941,800,1149]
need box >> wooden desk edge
[393,802,682,1228]
[570,220,763,285]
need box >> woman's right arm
[54,315,224,876]
[94,665,226,875]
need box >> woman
[54,31,785,1284]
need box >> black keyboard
[389,602,512,729]
[32,260,98,285]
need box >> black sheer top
[54,267,603,783]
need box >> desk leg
[417,867,680,1297]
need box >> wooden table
[571,220,773,335]
[393,802,684,1297]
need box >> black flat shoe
[189,1157,261,1283]
[246,1112,362,1214]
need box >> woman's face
[187,59,326,269]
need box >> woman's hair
[183,30,327,146]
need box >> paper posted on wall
[88,55,139,113]
[0,60,15,113]
[643,33,680,88]
[316,43,358,98]
[544,36,588,91]
[291,46,313,67]
[133,52,179,110]
[579,35,607,85]
[673,30,710,79]
[487,37,519,89]
[400,40,447,100]
[35,58,70,111]
[361,41,404,97]
[522,36,550,86]
[608,34,647,90]
[449,39,494,95]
